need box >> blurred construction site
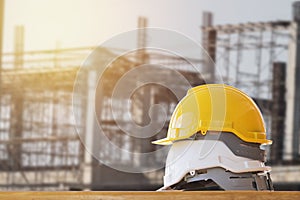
[1,0,300,191]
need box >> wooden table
[0,191,300,200]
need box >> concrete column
[82,70,96,187]
[14,26,24,69]
[202,12,216,82]
[0,0,4,97]
[270,62,286,163]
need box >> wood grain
[0,191,299,200]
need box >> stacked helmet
[153,84,273,191]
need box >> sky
[3,0,296,52]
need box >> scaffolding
[0,47,90,190]
[0,41,205,190]
[202,20,290,99]
[202,19,293,164]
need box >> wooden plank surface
[0,191,299,200]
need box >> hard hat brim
[151,138,173,145]
[152,136,272,145]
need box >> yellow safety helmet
[152,84,272,145]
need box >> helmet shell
[152,84,271,145]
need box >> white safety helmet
[159,139,270,190]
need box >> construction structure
[0,19,205,190]
[0,3,300,191]
[202,17,291,161]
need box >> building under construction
[1,2,300,191]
